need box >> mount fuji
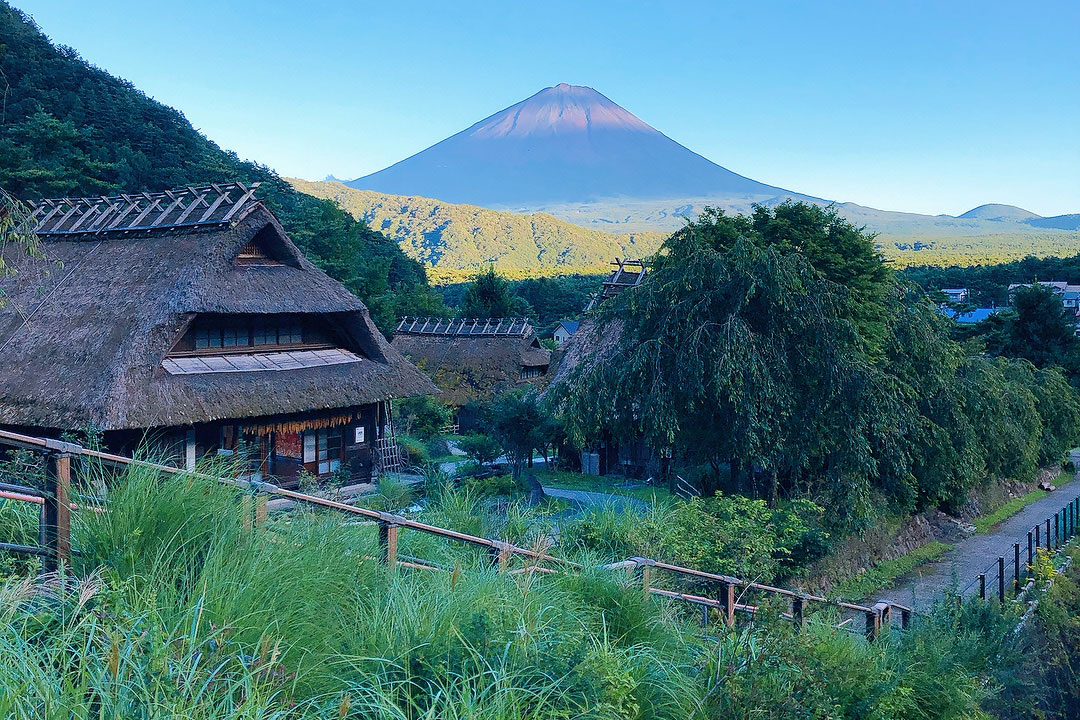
[345,83,806,208]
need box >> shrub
[456,433,503,467]
[395,395,452,439]
[463,472,519,498]
[396,435,430,467]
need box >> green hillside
[0,2,440,331]
[292,180,667,283]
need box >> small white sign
[354,426,365,444]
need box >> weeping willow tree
[0,187,40,285]
[550,203,1080,530]
[552,209,895,520]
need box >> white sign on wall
[354,426,365,444]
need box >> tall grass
[0,459,1053,719]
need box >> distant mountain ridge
[292,179,666,282]
[346,83,807,207]
[959,204,1041,221]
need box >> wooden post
[900,606,911,630]
[865,609,881,641]
[378,522,399,570]
[979,573,986,600]
[641,564,651,599]
[1046,518,1051,550]
[42,453,72,572]
[240,494,253,529]
[488,542,510,572]
[997,556,1005,603]
[719,581,735,628]
[1014,543,1021,595]
[792,596,807,630]
[874,601,891,631]
[255,494,267,527]
[1035,523,1041,550]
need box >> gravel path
[541,486,648,513]
[875,473,1080,610]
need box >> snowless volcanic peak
[470,83,656,139]
[346,83,792,206]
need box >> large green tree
[460,267,532,318]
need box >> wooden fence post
[1035,523,1041,550]
[1046,518,1051,550]
[42,453,72,573]
[378,522,399,570]
[979,573,986,600]
[255,494,267,527]
[899,606,911,630]
[641,564,651,599]
[865,608,881,641]
[719,581,735,628]
[792,596,806,630]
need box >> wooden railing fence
[0,429,911,640]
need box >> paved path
[542,486,648,513]
[876,473,1080,610]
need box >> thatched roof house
[0,183,435,484]
[391,317,551,411]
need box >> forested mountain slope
[0,2,439,330]
[292,180,667,282]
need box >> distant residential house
[941,288,970,304]
[391,317,551,428]
[0,183,436,486]
[1008,281,1070,303]
[553,320,580,347]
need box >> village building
[940,288,970,304]
[553,320,580,347]
[547,259,652,477]
[391,317,550,429]
[0,183,435,486]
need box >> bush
[396,435,430,467]
[456,433,503,467]
[463,472,519,498]
[424,436,451,461]
[395,395,452,439]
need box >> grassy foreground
[0,463,1074,719]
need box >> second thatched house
[391,317,551,429]
[0,183,436,486]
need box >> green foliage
[456,432,503,467]
[486,392,554,481]
[295,180,668,284]
[463,472,520,498]
[563,495,828,583]
[395,434,430,466]
[0,4,433,333]
[460,266,533,318]
[553,202,1080,530]
[395,395,452,439]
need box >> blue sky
[16,0,1080,216]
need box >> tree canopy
[0,3,444,333]
[460,267,533,318]
[552,202,1080,529]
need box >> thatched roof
[392,318,551,406]
[543,317,624,399]
[0,189,435,431]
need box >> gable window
[174,314,342,356]
[520,365,544,380]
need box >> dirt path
[875,473,1080,610]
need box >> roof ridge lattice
[30,182,263,239]
[396,316,533,337]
